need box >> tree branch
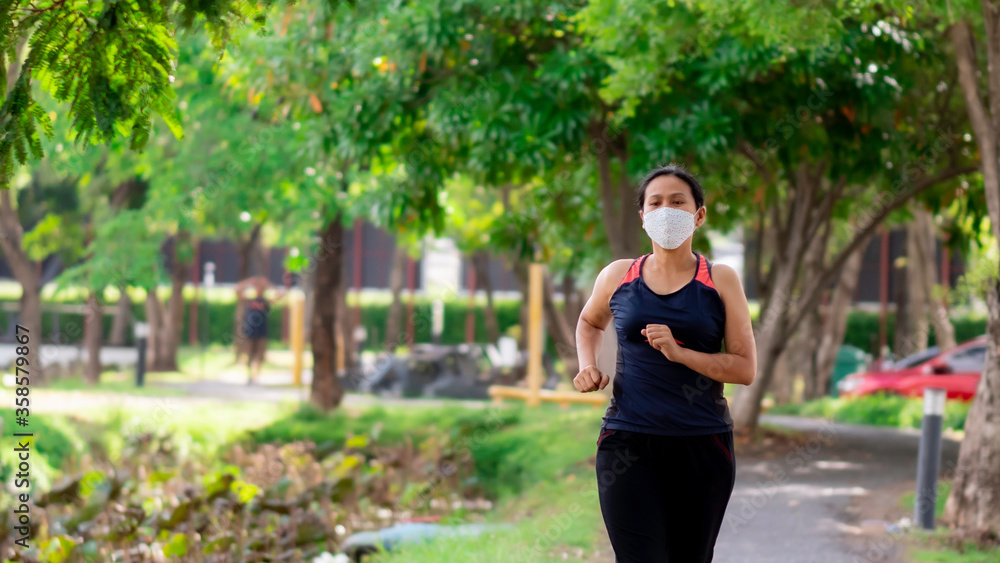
[803,175,847,247]
[950,21,999,153]
[739,140,775,185]
[950,19,1000,245]
[786,164,979,335]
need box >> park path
[0,378,490,413]
[1,380,962,562]
[713,414,961,563]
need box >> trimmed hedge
[1,297,987,355]
[0,298,525,350]
[842,310,988,355]
[768,393,971,431]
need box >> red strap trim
[596,429,615,446]
[644,337,684,345]
[711,433,733,462]
[695,255,716,290]
[617,254,647,287]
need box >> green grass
[898,484,1000,562]
[0,407,88,490]
[0,401,294,491]
[768,394,970,431]
[46,372,190,396]
[367,471,605,563]
[908,546,1000,562]
[906,529,1000,563]
[85,400,296,462]
[35,344,302,394]
[900,481,952,520]
[250,402,605,500]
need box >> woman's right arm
[574,259,632,393]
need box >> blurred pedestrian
[234,275,288,385]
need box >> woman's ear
[695,206,707,228]
[638,209,644,225]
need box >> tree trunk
[84,292,103,384]
[795,220,830,401]
[145,237,189,373]
[510,258,530,351]
[797,313,824,401]
[943,277,1000,532]
[897,221,929,356]
[813,234,868,398]
[731,164,818,428]
[769,348,794,405]
[106,179,140,348]
[913,207,957,351]
[733,318,789,431]
[946,13,1000,535]
[0,189,43,383]
[238,223,263,279]
[472,251,500,343]
[16,281,42,377]
[159,243,190,372]
[385,244,408,351]
[591,122,640,260]
[542,270,579,381]
[731,162,825,432]
[145,290,165,371]
[301,263,316,345]
[561,272,583,333]
[892,249,912,360]
[338,273,357,371]
[108,286,131,346]
[310,218,345,410]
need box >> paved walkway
[0,343,138,369]
[0,381,490,413]
[715,415,961,562]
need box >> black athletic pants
[595,427,736,563]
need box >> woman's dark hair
[635,164,705,211]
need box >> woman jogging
[574,164,757,562]
[234,275,289,385]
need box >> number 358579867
[14,326,29,419]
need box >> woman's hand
[573,364,610,393]
[642,324,684,362]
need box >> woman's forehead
[646,175,691,198]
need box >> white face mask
[641,206,696,250]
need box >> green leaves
[0,0,277,180]
[162,533,189,558]
[0,71,49,177]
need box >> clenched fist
[574,364,610,393]
[642,324,683,362]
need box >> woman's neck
[646,244,697,273]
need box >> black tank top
[602,253,734,436]
[243,296,270,339]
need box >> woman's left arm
[641,263,757,385]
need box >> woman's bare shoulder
[594,258,640,293]
[708,263,745,296]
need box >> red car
[838,336,987,401]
